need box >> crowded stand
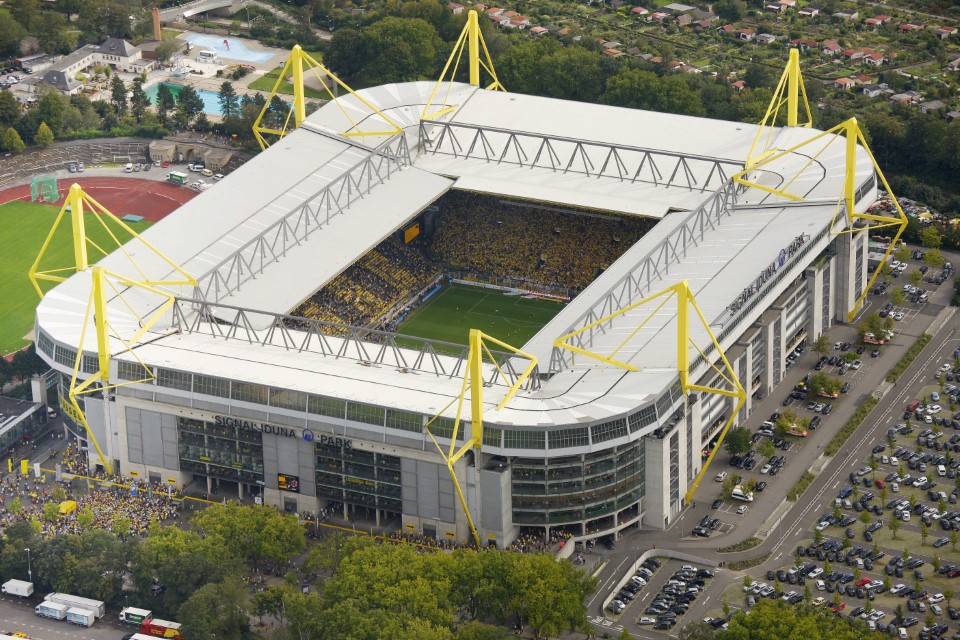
[291,192,655,331]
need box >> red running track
[0,177,197,222]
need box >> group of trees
[0,501,595,640]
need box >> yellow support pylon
[423,329,538,546]
[28,183,196,298]
[252,45,403,150]
[553,281,746,503]
[68,267,181,474]
[746,48,813,167]
[732,117,908,321]
[422,9,505,121]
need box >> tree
[758,438,776,459]
[724,426,753,456]
[110,76,127,115]
[812,335,830,358]
[325,28,364,76]
[155,84,175,126]
[891,288,905,306]
[859,510,871,532]
[934,554,941,572]
[361,17,440,83]
[156,37,181,64]
[924,248,946,269]
[130,76,149,123]
[178,577,250,640]
[175,86,204,130]
[890,518,900,540]
[193,504,305,564]
[909,269,924,286]
[218,81,239,118]
[814,528,824,545]
[77,507,94,529]
[952,529,958,551]
[744,63,775,89]
[921,522,929,546]
[34,121,53,147]
[7,496,23,515]
[42,502,60,522]
[0,12,26,58]
[920,225,942,249]
[807,373,842,398]
[2,127,24,153]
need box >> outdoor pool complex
[146,83,224,116]
[185,34,275,64]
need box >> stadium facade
[34,76,882,546]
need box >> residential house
[692,20,713,30]
[861,84,883,98]
[798,5,821,17]
[899,22,926,31]
[854,74,873,84]
[864,15,891,27]
[919,99,946,114]
[719,24,736,34]
[791,38,817,51]
[625,47,643,57]
[737,28,756,41]
[757,33,777,44]
[448,2,464,13]
[485,7,504,17]
[631,7,650,16]
[529,26,548,36]
[507,15,530,28]
[676,14,693,26]
[931,26,958,39]
[766,3,787,13]
[833,77,856,90]
[834,10,858,20]
[602,48,624,57]
[821,39,841,55]
[841,49,865,61]
[732,79,746,92]
[651,11,671,21]
[864,52,885,66]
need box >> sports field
[0,200,151,355]
[397,284,566,347]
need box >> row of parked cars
[606,557,660,616]
[641,564,713,630]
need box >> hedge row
[787,471,817,502]
[886,333,933,383]
[718,537,762,553]
[729,553,771,571]
[824,396,880,456]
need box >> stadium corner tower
[35,73,886,546]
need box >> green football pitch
[396,284,566,347]
[0,200,151,355]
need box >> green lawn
[396,284,565,348]
[249,52,329,98]
[0,200,150,355]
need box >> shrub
[886,333,933,382]
[787,471,817,501]
[825,396,879,455]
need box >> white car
[851,360,862,370]
[927,405,942,414]
[890,456,899,465]
[760,464,772,474]
[213,173,224,181]
[808,568,823,579]
[929,593,945,604]
[638,617,656,625]
[815,520,830,531]
[941,363,952,373]
[816,580,826,591]
[715,471,728,482]
[894,312,905,321]
[736,505,749,515]
[743,580,759,592]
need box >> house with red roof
[833,77,856,90]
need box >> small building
[631,7,650,16]
[732,79,746,92]
[448,3,464,13]
[757,33,777,44]
[791,38,817,51]
[766,4,787,13]
[688,9,716,21]
[864,15,891,26]
[861,84,883,98]
[821,40,841,55]
[833,77,856,90]
[841,49,865,61]
[737,28,756,41]
[529,26,548,37]
[676,14,693,26]
[931,27,958,39]
[919,99,946,114]
[864,53,886,66]
[899,22,925,31]
[946,110,960,122]
[663,3,695,12]
[834,10,859,20]
[798,5,821,17]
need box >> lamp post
[24,547,31,582]
[255,479,265,505]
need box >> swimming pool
[185,34,275,64]
[145,83,225,115]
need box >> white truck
[66,607,96,627]
[44,593,105,618]
[36,601,69,620]
[120,607,153,624]
[1,579,34,597]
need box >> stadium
[31,32,904,546]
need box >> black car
[755,481,767,491]
[711,499,723,509]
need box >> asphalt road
[0,593,130,640]
[590,245,960,638]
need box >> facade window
[591,418,628,443]
[669,432,680,505]
[38,331,53,357]
[346,402,385,426]
[308,395,346,419]
[822,263,831,330]
[157,368,191,391]
[270,388,306,412]
[54,344,76,367]
[503,430,546,449]
[118,360,151,382]
[194,375,230,398]
[550,427,589,449]
[82,354,99,375]
[629,405,656,432]
[482,426,501,446]
[231,381,268,405]
[655,391,674,419]
[386,409,422,432]
[178,416,265,485]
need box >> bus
[166,171,188,185]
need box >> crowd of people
[292,236,439,332]
[289,193,655,331]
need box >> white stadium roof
[35,81,879,428]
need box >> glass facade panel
[386,409,422,432]
[628,406,656,432]
[308,395,346,419]
[549,427,589,449]
[346,402,385,426]
[157,368,190,391]
[591,419,627,443]
[117,360,150,382]
[316,442,402,513]
[232,381,268,405]
[271,388,306,412]
[177,416,265,485]
[194,375,230,398]
[503,430,545,449]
